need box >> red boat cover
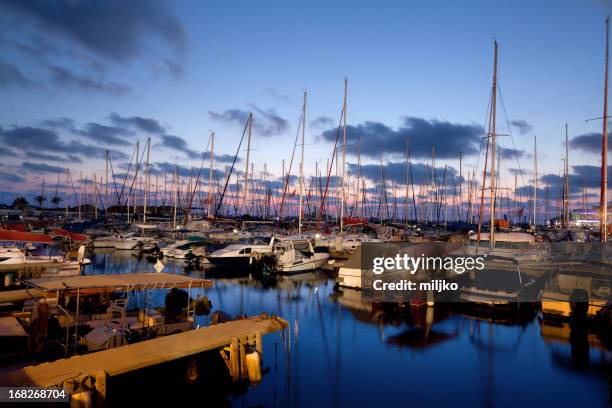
[343,217,368,226]
[0,230,53,243]
[6,224,27,232]
[52,228,88,242]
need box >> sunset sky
[0,0,611,216]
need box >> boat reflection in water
[81,249,610,407]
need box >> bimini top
[23,272,212,294]
[0,230,53,244]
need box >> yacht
[272,239,330,274]
[92,234,155,250]
[465,232,544,261]
[206,237,275,268]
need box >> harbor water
[86,249,611,407]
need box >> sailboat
[272,91,330,273]
[466,40,542,258]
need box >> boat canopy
[0,230,53,244]
[51,228,88,242]
[23,272,213,295]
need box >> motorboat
[272,239,329,274]
[206,237,275,269]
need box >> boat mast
[173,166,178,230]
[244,113,253,216]
[78,170,82,220]
[489,40,498,249]
[340,78,348,234]
[143,137,150,224]
[533,135,537,229]
[105,150,109,219]
[405,138,409,224]
[207,131,215,219]
[65,169,70,220]
[564,124,570,227]
[602,16,610,241]
[298,91,306,234]
[93,174,98,219]
[459,151,462,222]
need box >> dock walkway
[0,314,288,387]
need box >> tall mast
[432,144,436,223]
[340,78,348,233]
[173,166,178,230]
[602,16,610,242]
[299,90,307,234]
[356,134,362,218]
[244,113,253,215]
[105,150,109,219]
[207,131,215,219]
[459,151,463,222]
[533,135,538,229]
[133,141,139,217]
[65,169,69,218]
[564,124,570,227]
[143,137,150,223]
[405,138,410,224]
[93,174,98,219]
[489,40,498,249]
[78,170,82,220]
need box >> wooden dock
[0,288,45,303]
[0,314,288,389]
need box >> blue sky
[0,0,610,207]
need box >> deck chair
[106,298,128,330]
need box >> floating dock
[0,314,288,401]
[0,288,45,303]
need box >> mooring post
[93,370,107,408]
[239,335,248,379]
[229,337,239,381]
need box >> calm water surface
[84,249,611,407]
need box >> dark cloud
[509,120,532,135]
[508,168,529,175]
[0,126,66,152]
[311,116,335,129]
[538,165,612,192]
[108,113,165,135]
[569,132,609,153]
[349,161,460,186]
[22,161,64,174]
[26,151,82,163]
[39,117,76,130]
[208,105,290,137]
[1,0,187,64]
[78,123,134,146]
[151,162,222,178]
[0,172,25,183]
[0,60,37,89]
[321,117,483,160]
[210,153,240,164]
[160,134,199,159]
[0,125,129,161]
[499,146,526,160]
[208,109,248,127]
[69,140,128,161]
[0,146,16,156]
[48,66,131,95]
[515,185,546,197]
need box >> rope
[498,84,527,187]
